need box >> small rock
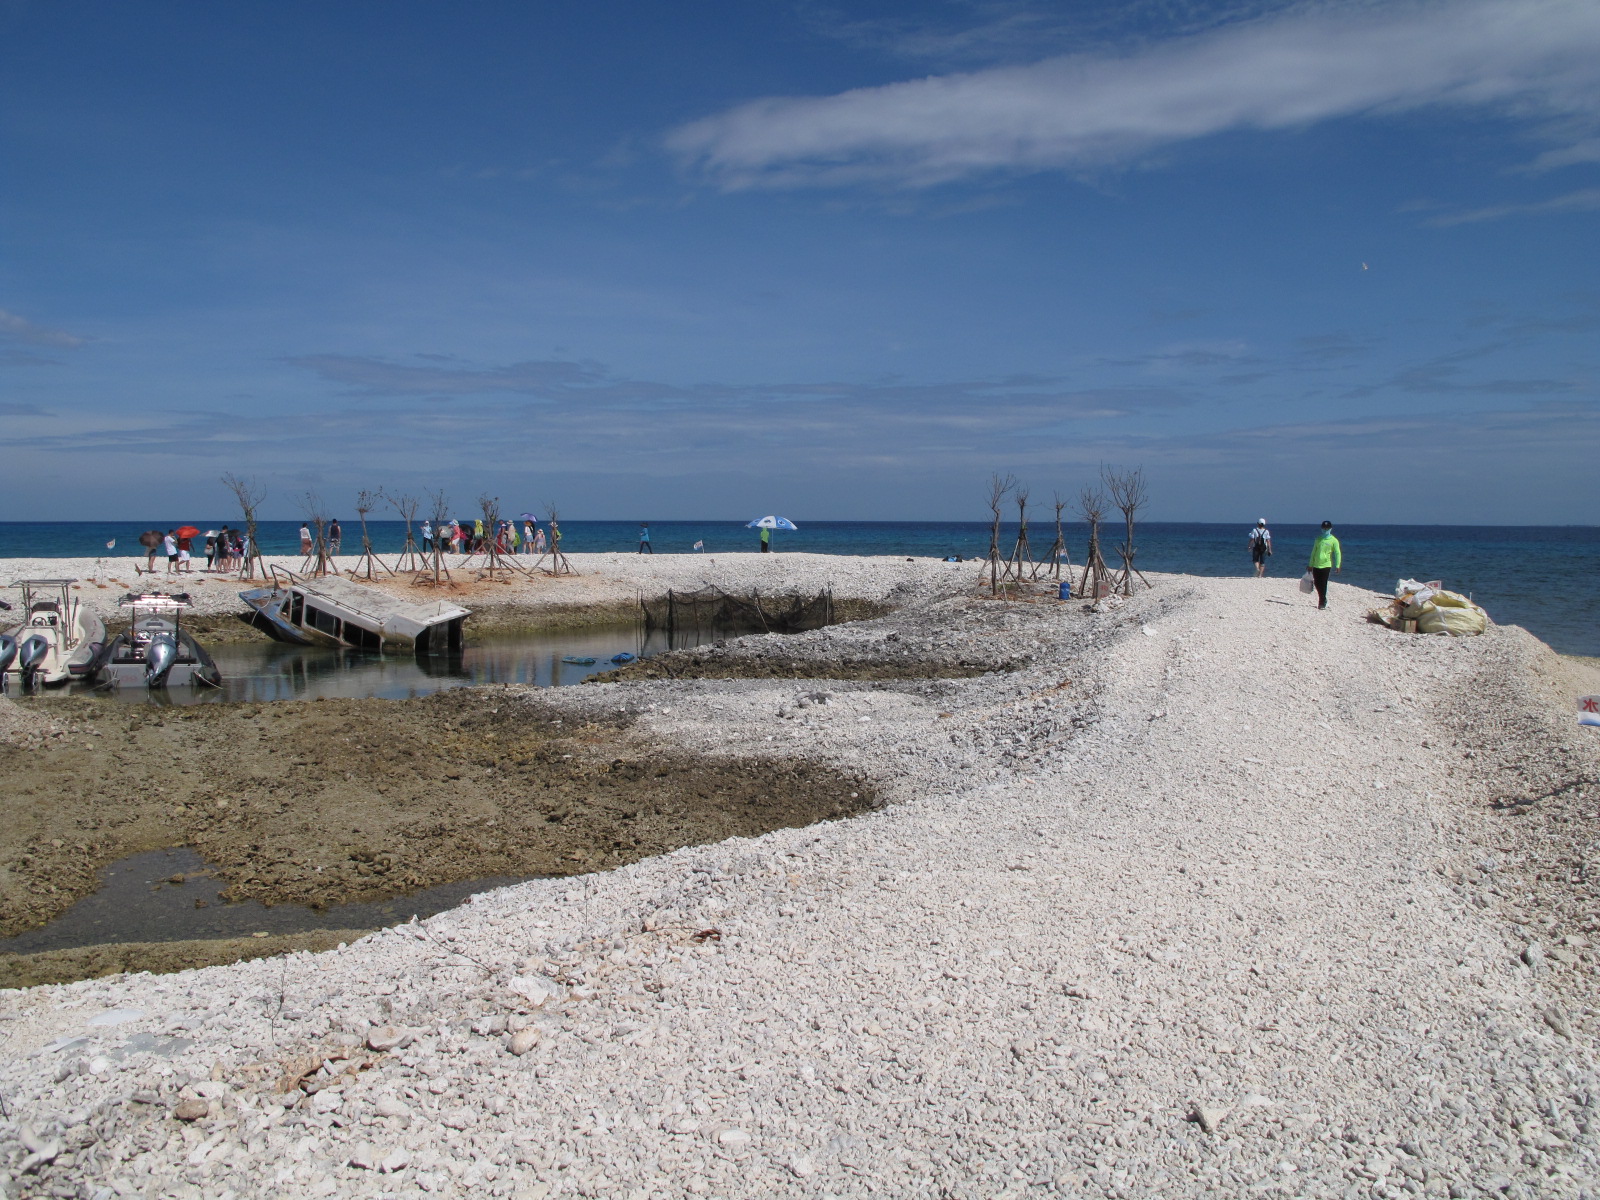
[366,1025,413,1052]
[1193,1105,1230,1134]
[440,1107,473,1130]
[173,1099,209,1121]
[508,1027,540,1056]
[348,1143,379,1170]
[789,1154,816,1177]
[1543,1008,1573,1039]
[716,1127,752,1148]
[380,1148,411,1173]
[374,1096,411,1120]
[506,975,563,1008]
[130,1089,160,1105]
[1522,942,1545,969]
[311,1089,343,1114]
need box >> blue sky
[2,0,1596,523]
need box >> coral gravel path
[1,571,1597,1199]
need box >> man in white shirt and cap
[1248,518,1272,577]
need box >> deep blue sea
[2,520,1594,657]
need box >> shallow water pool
[21,620,713,706]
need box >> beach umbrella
[518,513,539,521]
[175,525,201,538]
[746,515,798,530]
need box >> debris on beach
[1368,578,1490,636]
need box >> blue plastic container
[1058,580,1071,600]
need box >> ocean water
[1,520,1594,657]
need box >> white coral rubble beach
[1,562,1597,1199]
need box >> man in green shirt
[1308,520,1342,610]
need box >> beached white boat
[89,592,223,689]
[240,570,468,653]
[0,579,106,688]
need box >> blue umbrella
[746,515,798,530]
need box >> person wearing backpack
[1308,521,1342,610]
[1248,518,1272,577]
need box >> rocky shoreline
[0,558,1596,1197]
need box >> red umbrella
[175,525,201,539]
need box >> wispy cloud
[668,0,1600,189]
[286,353,1190,425]
[0,309,85,351]
[7,356,1191,486]
[1422,186,1600,226]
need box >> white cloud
[667,0,1600,188]
[1424,186,1600,226]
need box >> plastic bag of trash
[1299,572,1315,594]
[1429,588,1473,608]
[1396,578,1438,608]
[1417,602,1488,636]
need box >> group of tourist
[142,527,250,574]
[419,518,552,556]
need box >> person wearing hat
[1308,520,1342,609]
[1248,518,1272,577]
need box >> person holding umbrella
[174,524,200,573]
[747,515,798,552]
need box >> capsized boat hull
[240,573,468,653]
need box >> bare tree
[296,491,335,577]
[1041,491,1072,582]
[1077,483,1112,599]
[981,472,1015,593]
[385,489,425,571]
[1102,465,1151,594]
[419,487,451,587]
[220,473,267,579]
[351,488,393,579]
[468,492,523,579]
[535,501,574,575]
[1010,485,1034,579]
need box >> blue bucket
[1058,580,1071,600]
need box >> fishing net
[641,586,835,635]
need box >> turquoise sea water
[1,520,1594,657]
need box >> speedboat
[2,579,106,688]
[89,593,222,689]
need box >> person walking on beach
[162,531,178,573]
[532,524,546,554]
[638,523,653,554]
[299,523,312,555]
[523,519,536,554]
[328,518,342,556]
[1308,520,1342,610]
[1248,518,1272,577]
[759,526,771,553]
[421,520,434,552]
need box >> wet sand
[0,690,873,981]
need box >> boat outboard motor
[17,634,49,687]
[0,634,15,693]
[145,633,179,687]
